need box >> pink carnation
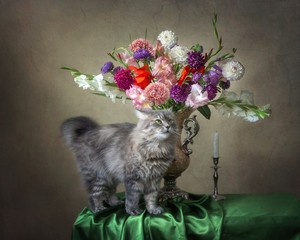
[144,82,170,105]
[129,38,155,56]
[185,84,209,108]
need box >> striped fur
[61,109,178,215]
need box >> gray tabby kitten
[61,109,178,215]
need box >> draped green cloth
[72,193,300,240]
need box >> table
[72,193,300,240]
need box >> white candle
[213,131,219,158]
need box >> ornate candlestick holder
[212,157,226,201]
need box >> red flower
[128,64,153,89]
[177,66,191,86]
[177,65,206,86]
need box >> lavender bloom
[204,84,218,100]
[170,84,191,103]
[213,64,222,72]
[187,51,205,69]
[191,72,202,84]
[203,66,222,86]
[203,71,219,86]
[101,61,114,74]
[133,49,152,60]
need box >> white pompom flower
[221,60,245,81]
[168,45,189,64]
[157,30,178,50]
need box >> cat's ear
[135,109,150,120]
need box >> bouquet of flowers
[62,15,270,122]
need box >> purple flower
[101,61,114,74]
[113,66,122,75]
[133,49,152,60]
[114,68,134,90]
[187,51,205,69]
[191,72,202,84]
[219,80,231,90]
[170,84,191,103]
[203,71,219,86]
[213,64,222,72]
[204,84,218,100]
[203,66,222,86]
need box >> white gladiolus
[74,75,93,90]
[214,90,264,122]
[91,74,108,92]
[240,90,254,104]
[90,74,126,104]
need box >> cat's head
[135,109,178,141]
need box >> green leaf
[61,66,80,72]
[197,105,211,120]
[191,43,203,52]
[71,72,82,77]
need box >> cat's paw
[126,207,143,216]
[91,206,107,213]
[109,199,124,206]
[147,206,164,215]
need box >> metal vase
[159,107,200,202]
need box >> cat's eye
[155,119,163,125]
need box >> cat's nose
[165,125,170,131]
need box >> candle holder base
[212,194,226,201]
[211,157,226,201]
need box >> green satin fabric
[72,194,223,240]
[221,194,300,240]
[72,193,300,240]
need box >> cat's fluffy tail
[61,116,98,146]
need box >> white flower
[90,74,127,104]
[168,45,189,64]
[221,60,245,81]
[185,84,209,108]
[240,90,254,104]
[157,30,178,50]
[74,75,93,90]
[243,111,259,122]
[90,74,105,92]
[215,90,265,122]
[222,91,239,101]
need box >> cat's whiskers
[170,129,180,137]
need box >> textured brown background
[1,0,299,239]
